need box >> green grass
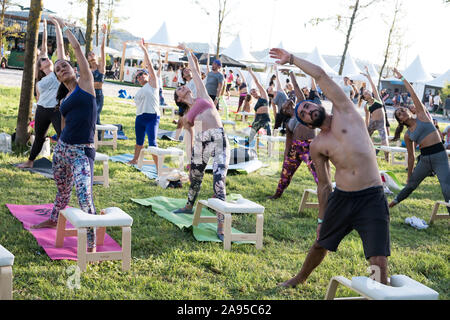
[0,85,448,300]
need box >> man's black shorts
[317,186,391,260]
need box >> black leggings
[29,105,61,161]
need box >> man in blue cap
[269,47,390,288]
[205,59,225,110]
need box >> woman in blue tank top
[31,17,100,251]
[389,68,449,212]
[87,24,107,134]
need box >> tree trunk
[0,0,8,48]
[85,0,95,56]
[215,0,227,58]
[378,0,400,88]
[95,0,101,46]
[338,0,359,76]
[106,0,114,47]
[16,0,42,148]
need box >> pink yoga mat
[6,204,122,260]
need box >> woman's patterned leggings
[187,128,230,234]
[275,139,318,197]
[50,141,97,249]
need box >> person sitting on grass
[127,39,160,171]
[270,47,391,288]
[389,68,450,213]
[172,44,230,241]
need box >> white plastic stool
[94,124,118,150]
[193,198,264,251]
[55,207,133,272]
[257,135,286,157]
[325,275,439,300]
[377,146,408,166]
[93,152,109,187]
[137,146,184,177]
[0,245,14,300]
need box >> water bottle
[0,133,12,153]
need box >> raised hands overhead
[269,48,291,65]
[393,67,403,80]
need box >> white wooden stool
[93,152,109,187]
[429,201,450,225]
[193,198,264,251]
[55,207,133,272]
[161,105,176,118]
[94,124,118,150]
[377,146,408,166]
[325,275,439,300]
[257,135,286,158]
[137,146,184,177]
[0,245,14,300]
[298,188,320,213]
[222,120,237,132]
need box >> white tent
[333,52,362,79]
[259,41,285,65]
[123,46,144,60]
[426,69,450,88]
[222,35,257,63]
[148,22,175,46]
[367,63,380,80]
[306,47,337,76]
[81,45,121,58]
[402,55,433,83]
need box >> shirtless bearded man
[269,48,391,287]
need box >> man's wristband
[317,218,323,224]
[289,54,294,65]
[62,26,69,34]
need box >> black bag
[229,147,257,165]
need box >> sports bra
[254,98,268,112]
[406,119,437,145]
[92,69,105,83]
[368,100,383,113]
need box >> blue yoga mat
[109,153,158,180]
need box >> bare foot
[128,159,138,165]
[17,160,34,169]
[278,277,302,288]
[267,194,281,200]
[30,219,57,229]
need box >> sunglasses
[40,57,48,62]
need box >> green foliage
[0,85,448,300]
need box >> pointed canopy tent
[402,55,433,83]
[367,63,380,80]
[222,35,257,63]
[426,69,450,88]
[81,45,121,58]
[305,47,337,76]
[148,22,176,46]
[260,41,285,65]
[123,46,144,60]
[333,52,362,79]
[181,53,246,68]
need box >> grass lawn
[0,85,448,300]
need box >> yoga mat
[157,129,183,141]
[14,158,53,179]
[109,153,158,180]
[5,204,122,260]
[103,130,129,140]
[206,159,263,174]
[131,196,253,244]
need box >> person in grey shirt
[205,59,225,110]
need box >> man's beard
[310,106,326,128]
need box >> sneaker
[173,207,193,214]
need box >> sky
[10,0,450,74]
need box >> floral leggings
[275,139,318,196]
[50,141,97,249]
[187,128,230,233]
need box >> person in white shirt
[432,94,442,113]
[128,39,161,171]
[340,76,355,101]
[443,125,450,149]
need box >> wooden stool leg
[223,213,232,251]
[96,227,106,246]
[137,148,145,169]
[255,214,264,249]
[325,278,340,300]
[94,130,99,149]
[103,160,109,187]
[192,202,204,226]
[0,266,13,300]
[77,228,88,272]
[298,190,310,213]
[55,214,67,248]
[430,202,440,225]
[122,227,132,271]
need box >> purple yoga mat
[6,204,122,260]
